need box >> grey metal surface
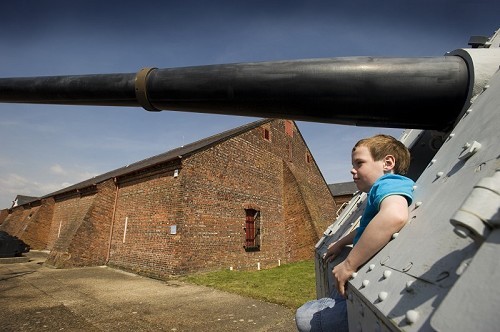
[316,31,500,331]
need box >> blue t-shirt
[353,174,414,245]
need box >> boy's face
[351,145,386,193]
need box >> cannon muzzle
[0,56,469,130]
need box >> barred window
[263,127,271,141]
[244,209,260,251]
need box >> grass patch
[181,260,316,309]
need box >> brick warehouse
[0,119,337,277]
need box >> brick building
[0,119,336,277]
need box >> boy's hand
[323,241,343,262]
[332,260,355,297]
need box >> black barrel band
[135,67,160,112]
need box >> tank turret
[1,29,499,331]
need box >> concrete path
[0,251,298,331]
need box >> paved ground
[0,251,298,331]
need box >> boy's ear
[383,155,396,172]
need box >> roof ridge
[43,118,273,198]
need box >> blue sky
[0,0,498,208]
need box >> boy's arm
[323,228,357,262]
[333,195,409,296]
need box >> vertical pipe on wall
[123,217,128,243]
[105,178,119,263]
[57,219,62,238]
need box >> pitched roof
[12,195,40,207]
[328,181,357,196]
[45,118,273,198]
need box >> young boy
[296,134,414,332]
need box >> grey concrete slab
[0,251,297,331]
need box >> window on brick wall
[263,127,271,141]
[306,152,312,164]
[244,209,261,251]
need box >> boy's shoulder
[375,173,414,186]
[371,174,414,206]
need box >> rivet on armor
[406,280,415,292]
[368,264,375,271]
[406,310,419,324]
[362,279,370,288]
[378,291,388,302]
[383,270,392,279]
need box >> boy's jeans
[295,289,348,332]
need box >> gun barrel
[0,56,469,129]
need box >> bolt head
[378,291,388,301]
[406,310,419,324]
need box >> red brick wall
[0,199,55,250]
[0,209,9,225]
[108,163,183,277]
[259,120,336,260]
[45,181,116,268]
[64,180,116,267]
[104,119,336,278]
[2,119,335,277]
[282,164,320,261]
[19,198,55,250]
[178,131,286,274]
[45,190,96,267]
[0,208,25,236]
[0,204,40,240]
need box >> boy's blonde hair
[353,134,410,175]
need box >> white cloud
[0,165,100,209]
[0,173,30,191]
[0,173,37,208]
[50,164,67,175]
